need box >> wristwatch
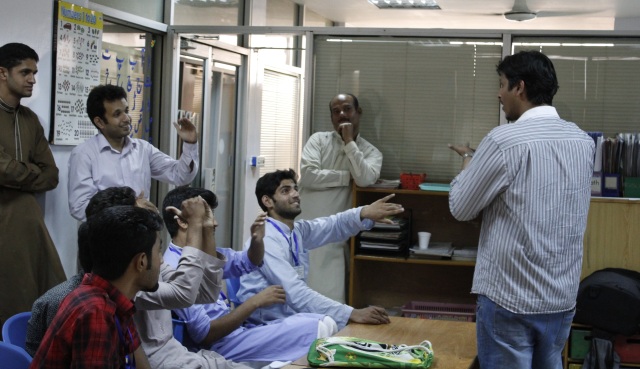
[462,152,474,159]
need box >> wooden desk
[290,317,478,369]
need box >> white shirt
[68,133,198,220]
[236,208,374,329]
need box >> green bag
[307,336,434,369]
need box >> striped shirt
[449,106,595,314]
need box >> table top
[289,316,478,369]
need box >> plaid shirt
[30,273,140,369]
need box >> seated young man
[27,186,154,367]
[133,194,256,369]
[30,205,163,368]
[162,187,338,363]
[236,169,403,329]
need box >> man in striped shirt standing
[448,50,595,369]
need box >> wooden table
[288,316,478,369]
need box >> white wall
[1,0,89,277]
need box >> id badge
[294,265,305,279]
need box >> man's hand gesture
[173,117,198,144]
[360,194,404,224]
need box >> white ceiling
[293,0,640,31]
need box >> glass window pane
[174,0,240,26]
[312,36,503,182]
[513,37,640,137]
[260,68,301,176]
[101,21,158,142]
[91,0,164,22]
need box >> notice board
[50,1,103,145]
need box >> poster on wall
[50,1,103,145]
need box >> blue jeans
[476,295,574,369]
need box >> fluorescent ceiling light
[368,0,440,10]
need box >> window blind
[312,36,503,182]
[513,37,640,137]
[260,67,301,176]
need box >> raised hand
[360,194,404,224]
[247,211,268,266]
[165,196,207,225]
[250,212,268,243]
[173,117,198,144]
[135,191,159,214]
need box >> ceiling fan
[499,0,606,22]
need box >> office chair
[0,341,32,369]
[225,277,242,307]
[2,311,31,351]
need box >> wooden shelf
[352,185,640,369]
[349,185,479,311]
[354,254,476,267]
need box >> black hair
[85,186,137,219]
[88,206,163,281]
[255,169,297,212]
[162,186,218,238]
[77,222,92,273]
[0,43,39,70]
[86,84,128,127]
[496,50,559,105]
[329,93,360,111]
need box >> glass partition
[313,36,503,182]
[513,37,640,137]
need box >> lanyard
[267,219,300,266]
[168,244,229,304]
[115,316,136,369]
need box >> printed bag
[307,336,434,369]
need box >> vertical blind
[312,36,503,182]
[260,68,302,176]
[513,37,640,137]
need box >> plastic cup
[418,232,431,250]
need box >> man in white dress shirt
[68,84,199,221]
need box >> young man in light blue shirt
[237,169,403,329]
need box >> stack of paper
[452,246,478,261]
[410,242,454,259]
[358,217,409,255]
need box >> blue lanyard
[114,316,136,369]
[168,244,228,304]
[267,219,300,266]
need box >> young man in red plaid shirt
[30,196,209,369]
